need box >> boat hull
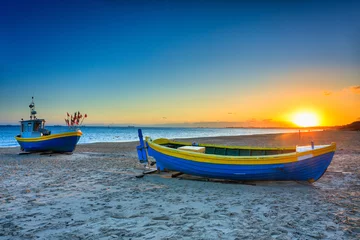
[15,131,82,153]
[142,135,336,182]
[147,146,334,181]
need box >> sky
[1,0,359,127]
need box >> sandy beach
[0,130,359,239]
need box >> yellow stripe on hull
[146,138,336,165]
[15,131,83,142]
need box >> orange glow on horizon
[292,112,320,127]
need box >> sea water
[0,126,300,148]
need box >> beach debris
[152,215,170,221]
[21,189,31,194]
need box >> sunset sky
[1,1,359,127]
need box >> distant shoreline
[0,125,331,130]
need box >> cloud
[340,85,360,95]
[349,85,360,94]
[247,118,257,123]
[228,112,236,115]
[329,85,360,96]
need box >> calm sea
[0,126,300,148]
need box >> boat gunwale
[15,131,82,142]
[146,137,336,165]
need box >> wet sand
[0,130,359,239]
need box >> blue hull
[147,147,334,181]
[17,135,81,153]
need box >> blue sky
[1,0,359,126]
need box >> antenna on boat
[29,96,37,120]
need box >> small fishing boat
[136,129,336,182]
[15,97,85,153]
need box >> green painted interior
[162,143,295,157]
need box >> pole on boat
[136,129,157,176]
[137,129,149,165]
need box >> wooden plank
[143,169,158,175]
[171,172,184,178]
[136,168,158,178]
[178,174,256,185]
[18,152,32,155]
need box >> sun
[292,112,319,127]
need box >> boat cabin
[17,97,51,138]
[19,119,50,138]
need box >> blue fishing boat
[137,129,336,182]
[15,97,84,153]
